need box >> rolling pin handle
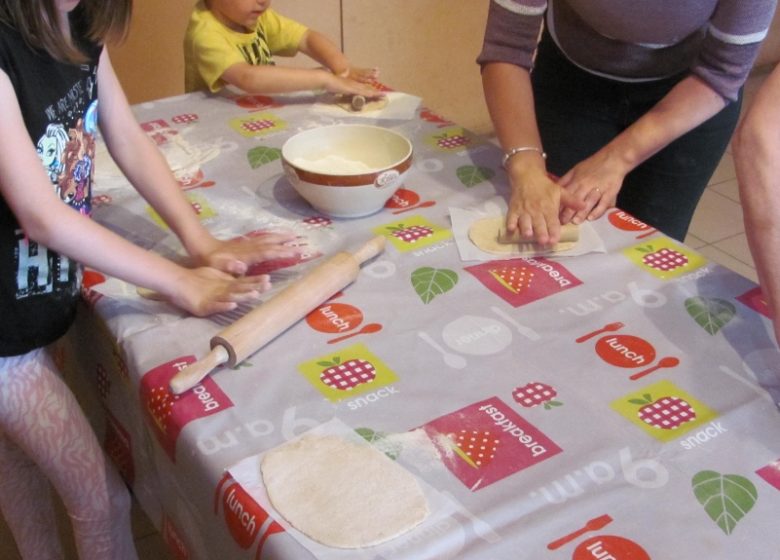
[169,345,230,395]
[351,236,386,265]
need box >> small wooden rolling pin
[169,236,386,394]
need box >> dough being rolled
[261,434,429,549]
[333,94,388,113]
[469,216,579,255]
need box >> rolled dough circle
[468,216,576,255]
[261,434,429,549]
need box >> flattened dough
[334,94,389,113]
[468,216,578,256]
[261,434,429,549]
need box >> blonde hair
[0,0,132,63]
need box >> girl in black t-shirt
[0,0,299,557]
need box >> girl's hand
[505,157,584,246]
[191,231,304,276]
[558,149,630,225]
[168,267,270,317]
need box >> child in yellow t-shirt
[184,0,380,97]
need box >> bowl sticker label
[375,169,401,189]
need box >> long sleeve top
[478,0,778,101]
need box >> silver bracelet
[502,146,547,168]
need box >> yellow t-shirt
[184,3,308,93]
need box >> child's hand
[193,231,304,276]
[325,73,384,98]
[339,66,379,84]
[169,267,270,317]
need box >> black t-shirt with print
[0,10,102,356]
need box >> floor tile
[688,189,746,243]
[713,233,755,267]
[708,177,742,204]
[708,152,737,185]
[684,233,707,250]
[698,245,759,282]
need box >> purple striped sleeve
[692,0,777,101]
[477,0,547,70]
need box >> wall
[108,0,491,133]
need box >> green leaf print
[456,165,495,187]
[411,267,458,304]
[247,146,282,169]
[685,297,736,335]
[692,470,758,535]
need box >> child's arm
[297,30,378,84]
[221,60,378,97]
[0,71,263,317]
[96,50,301,275]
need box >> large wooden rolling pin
[169,236,386,394]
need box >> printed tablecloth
[60,87,780,560]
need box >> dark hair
[0,0,132,63]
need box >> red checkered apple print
[242,119,276,133]
[513,382,563,410]
[639,246,689,272]
[302,216,332,229]
[388,224,434,243]
[172,113,198,125]
[489,266,534,295]
[318,357,376,390]
[630,393,696,430]
[435,132,470,150]
[448,429,500,469]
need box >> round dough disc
[468,216,576,255]
[261,434,429,549]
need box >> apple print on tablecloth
[692,470,758,535]
[300,215,333,229]
[373,216,452,252]
[420,106,454,127]
[234,94,281,111]
[228,112,287,138]
[611,380,718,442]
[247,146,282,169]
[513,382,563,410]
[465,257,582,308]
[623,238,706,280]
[424,126,481,153]
[411,267,458,304]
[456,165,495,188]
[607,209,657,239]
[298,343,398,403]
[421,397,562,491]
[685,296,737,335]
[171,113,198,125]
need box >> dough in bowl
[260,434,429,549]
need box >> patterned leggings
[0,347,137,559]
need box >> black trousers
[531,30,742,241]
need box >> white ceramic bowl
[281,124,413,218]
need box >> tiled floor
[0,69,772,560]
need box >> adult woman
[479,0,777,243]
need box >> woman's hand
[505,155,584,245]
[191,231,304,276]
[558,148,629,225]
[168,267,271,317]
